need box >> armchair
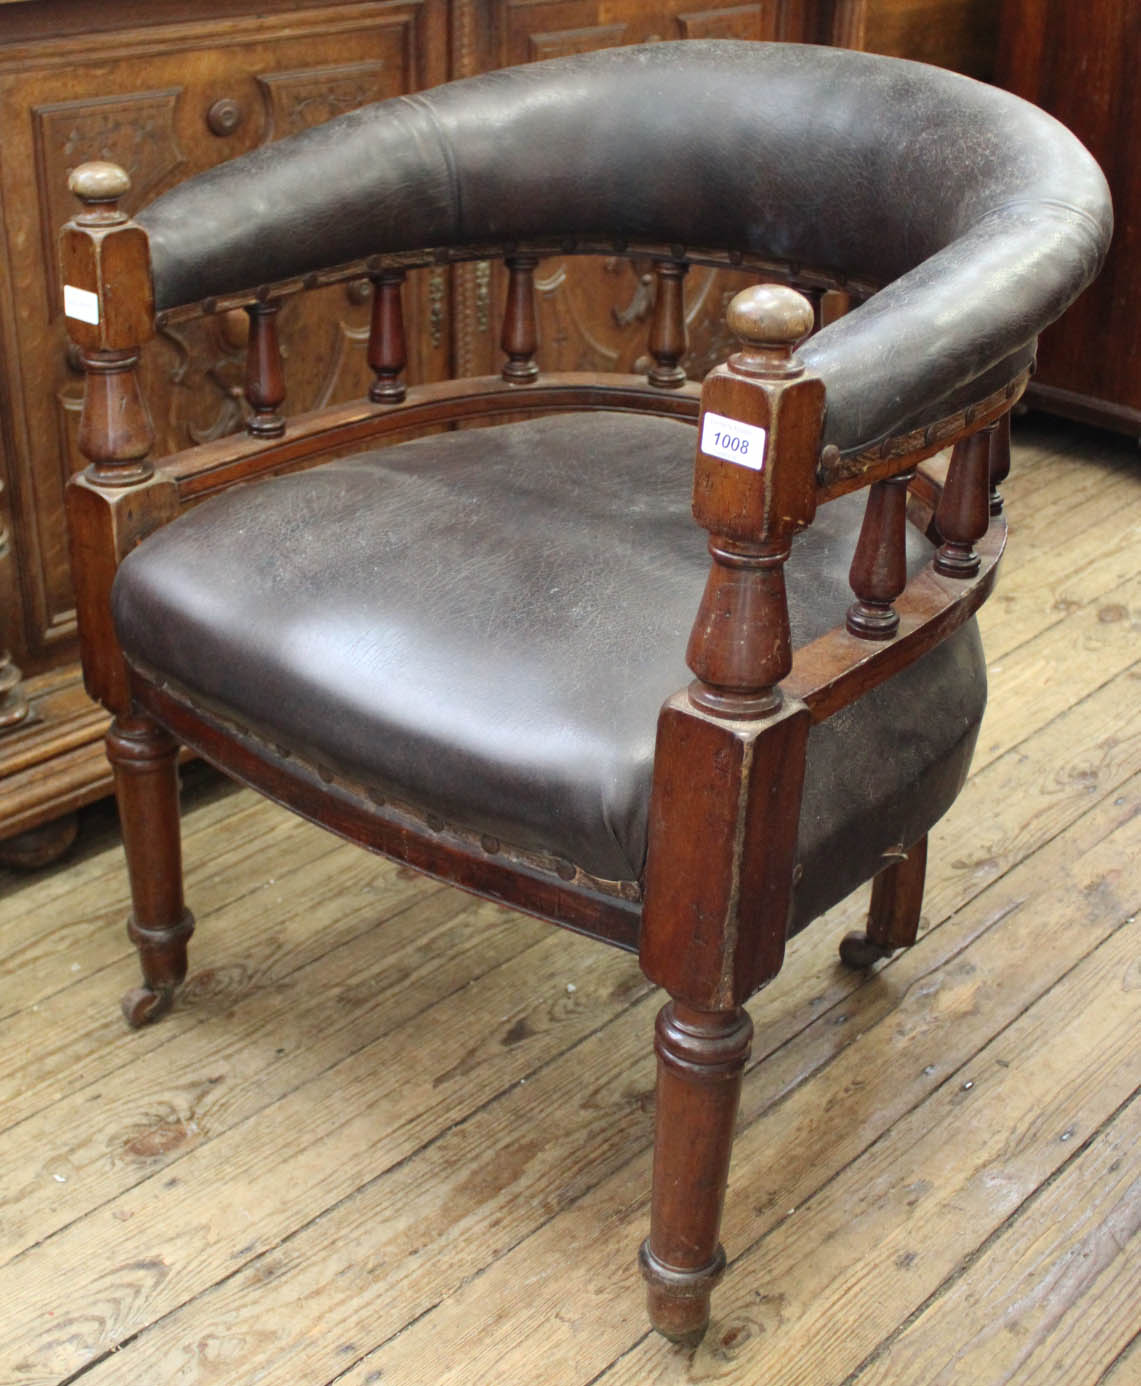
[62,41,1110,1343]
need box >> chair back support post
[367,268,408,404]
[640,285,823,1012]
[500,253,540,383]
[845,468,914,640]
[987,411,1012,515]
[244,300,287,437]
[646,259,688,389]
[61,161,177,715]
[934,427,992,577]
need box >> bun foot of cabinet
[0,811,80,871]
[0,665,111,866]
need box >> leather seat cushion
[112,412,986,925]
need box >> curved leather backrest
[138,41,1112,454]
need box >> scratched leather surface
[138,40,1111,455]
[113,411,985,917]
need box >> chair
[61,41,1110,1342]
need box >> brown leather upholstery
[139,41,1111,456]
[113,412,985,925]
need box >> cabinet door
[996,0,1140,430]
[0,2,446,671]
[450,0,819,379]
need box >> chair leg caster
[122,908,194,1028]
[121,984,176,1028]
[844,836,928,970]
[839,930,895,969]
[639,1240,725,1345]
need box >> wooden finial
[68,162,131,226]
[725,283,814,379]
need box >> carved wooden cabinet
[0,0,448,859]
[996,0,1140,434]
[0,0,996,859]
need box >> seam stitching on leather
[976,197,1106,238]
[399,92,464,239]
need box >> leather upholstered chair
[62,41,1110,1342]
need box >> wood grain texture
[853,1100,1140,1386]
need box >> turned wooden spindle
[62,162,156,487]
[801,285,824,333]
[934,429,991,577]
[368,268,407,403]
[819,286,852,327]
[501,253,539,383]
[846,469,914,640]
[647,259,688,388]
[687,284,821,718]
[987,410,1012,515]
[244,300,286,437]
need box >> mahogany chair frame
[63,160,1016,1343]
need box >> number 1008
[711,431,749,455]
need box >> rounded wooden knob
[68,161,131,205]
[727,284,814,349]
[206,98,243,137]
[68,162,131,227]
[726,284,814,379]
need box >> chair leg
[106,713,194,1027]
[639,1000,753,1345]
[839,833,927,968]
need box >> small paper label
[700,411,767,470]
[64,284,100,326]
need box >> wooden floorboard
[0,415,1137,1385]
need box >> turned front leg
[639,284,822,1343]
[640,1002,753,1343]
[107,714,194,1026]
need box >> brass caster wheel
[839,931,894,969]
[121,985,174,1028]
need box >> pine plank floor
[0,416,1137,1386]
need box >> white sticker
[700,410,767,470]
[64,284,100,326]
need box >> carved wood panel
[257,59,392,138]
[676,4,781,39]
[494,0,795,65]
[0,2,446,669]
